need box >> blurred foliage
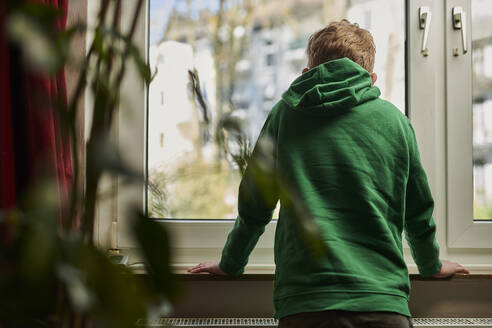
[149,160,240,219]
[216,112,252,175]
[1,0,178,327]
[474,204,492,221]
[148,170,170,219]
[188,69,210,126]
[6,2,82,74]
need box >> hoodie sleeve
[219,112,279,276]
[404,124,442,277]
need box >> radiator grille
[136,317,492,327]
[413,318,492,326]
[136,318,277,327]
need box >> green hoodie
[219,58,441,319]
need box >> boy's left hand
[187,261,228,275]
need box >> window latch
[419,6,432,57]
[452,6,468,55]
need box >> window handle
[452,6,468,55]
[419,6,432,57]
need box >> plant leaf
[7,12,61,73]
[129,43,152,84]
[87,134,143,181]
[132,211,181,301]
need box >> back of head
[306,19,376,73]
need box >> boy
[189,20,469,327]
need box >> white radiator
[136,317,492,327]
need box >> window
[122,0,407,268]
[107,0,492,271]
[445,0,492,248]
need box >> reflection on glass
[147,0,405,219]
[472,0,492,221]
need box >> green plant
[1,1,179,327]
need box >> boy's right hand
[432,259,470,278]
[187,261,228,275]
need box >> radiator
[136,317,492,327]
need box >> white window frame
[91,0,492,273]
[444,0,492,248]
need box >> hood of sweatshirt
[281,57,381,116]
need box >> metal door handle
[453,6,468,54]
[419,6,432,56]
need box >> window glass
[147,0,405,219]
[472,0,492,221]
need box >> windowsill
[172,273,492,281]
[124,249,492,278]
[131,264,492,281]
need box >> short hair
[306,19,376,72]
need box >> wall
[170,275,492,318]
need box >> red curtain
[0,0,15,209]
[0,0,72,226]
